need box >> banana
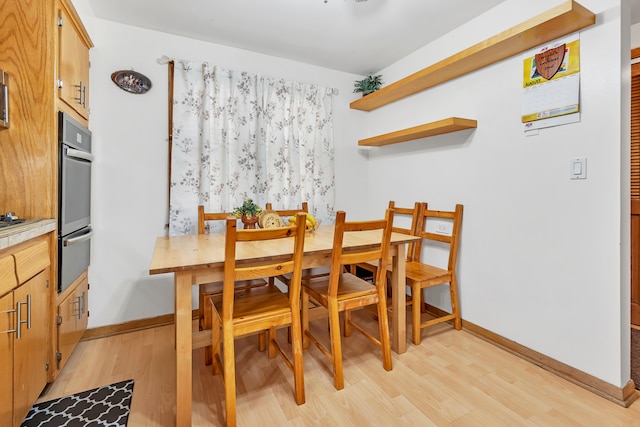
[305,212,316,226]
[290,212,316,230]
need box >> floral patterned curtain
[169,61,336,235]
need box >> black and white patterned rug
[21,379,134,427]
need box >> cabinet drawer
[0,256,16,296]
[13,240,49,284]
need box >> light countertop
[0,219,56,250]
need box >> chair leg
[290,312,305,405]
[204,295,213,365]
[268,327,277,359]
[259,332,267,352]
[343,308,352,337]
[376,290,393,371]
[223,324,237,427]
[412,283,422,345]
[287,286,292,344]
[328,298,344,390]
[211,312,222,375]
[301,291,310,349]
[198,289,205,331]
[450,275,462,330]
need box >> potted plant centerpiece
[232,198,262,229]
[353,74,383,97]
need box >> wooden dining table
[149,224,419,426]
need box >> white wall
[72,0,633,390]
[71,0,368,327]
[364,0,630,388]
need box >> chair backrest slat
[264,202,309,217]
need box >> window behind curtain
[168,62,336,236]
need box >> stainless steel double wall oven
[58,112,93,293]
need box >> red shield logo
[535,44,566,80]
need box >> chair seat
[303,272,378,306]
[405,261,450,284]
[212,285,291,332]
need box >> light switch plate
[570,157,587,180]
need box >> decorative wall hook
[111,70,152,94]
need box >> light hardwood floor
[38,310,640,426]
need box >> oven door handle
[64,229,93,247]
[65,147,94,162]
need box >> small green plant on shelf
[232,198,262,218]
[353,74,383,96]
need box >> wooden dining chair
[406,203,463,345]
[349,200,422,319]
[209,212,307,426]
[301,209,394,390]
[197,206,269,365]
[350,200,423,283]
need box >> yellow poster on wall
[522,35,580,130]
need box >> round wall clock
[111,70,152,94]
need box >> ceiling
[87,0,510,75]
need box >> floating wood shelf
[350,0,595,112]
[358,117,477,147]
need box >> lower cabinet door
[57,272,88,372]
[12,270,49,426]
[0,292,14,426]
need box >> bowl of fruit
[288,212,320,231]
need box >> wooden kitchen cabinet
[0,256,17,427]
[0,0,93,385]
[56,270,89,372]
[12,271,49,426]
[57,0,93,122]
[0,238,50,427]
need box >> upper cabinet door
[57,2,92,121]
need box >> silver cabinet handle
[16,300,22,339]
[80,291,86,317]
[74,292,86,319]
[64,229,93,247]
[26,294,31,329]
[15,295,31,339]
[65,147,94,162]
[74,82,87,107]
[73,296,82,319]
[0,294,31,338]
[0,307,17,335]
[74,83,82,104]
[1,82,8,126]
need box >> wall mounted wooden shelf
[350,0,595,112]
[358,117,477,147]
